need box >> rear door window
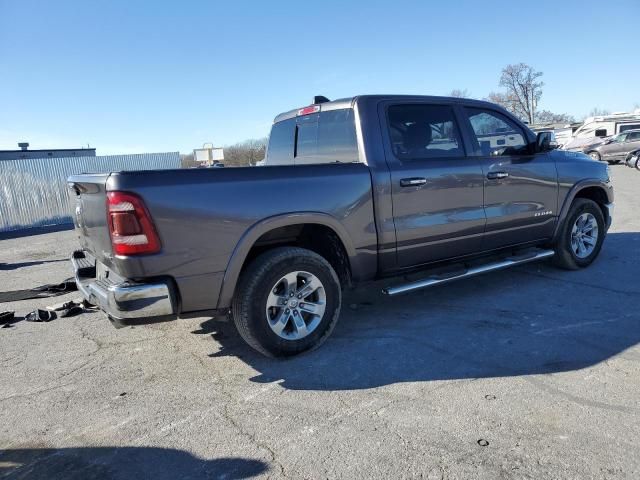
[464,108,529,156]
[387,104,464,160]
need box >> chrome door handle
[487,171,509,180]
[400,177,427,187]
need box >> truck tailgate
[67,173,113,266]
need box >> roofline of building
[0,148,96,153]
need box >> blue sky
[1,0,638,154]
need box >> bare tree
[536,110,576,124]
[223,137,268,166]
[180,153,197,168]
[588,107,610,117]
[449,89,470,98]
[488,63,544,124]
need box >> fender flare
[216,212,358,309]
[552,179,613,241]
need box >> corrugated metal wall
[0,152,180,232]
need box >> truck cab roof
[272,95,506,124]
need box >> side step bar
[382,249,555,296]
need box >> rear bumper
[71,250,176,327]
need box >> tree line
[181,137,267,168]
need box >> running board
[382,249,555,296]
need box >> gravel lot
[1,166,638,480]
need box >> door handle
[487,171,509,180]
[400,177,427,187]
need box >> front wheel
[553,198,606,270]
[587,151,601,161]
[232,247,342,357]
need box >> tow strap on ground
[0,311,15,327]
[25,309,56,322]
[46,299,90,317]
[0,278,77,303]
[1,299,96,329]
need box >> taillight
[107,191,161,255]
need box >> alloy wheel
[265,271,326,340]
[570,212,599,259]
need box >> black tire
[232,247,342,357]
[587,151,601,161]
[553,198,606,270]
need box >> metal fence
[0,152,180,232]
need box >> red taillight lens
[107,191,161,255]
[297,105,320,116]
[110,212,142,236]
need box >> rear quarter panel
[106,164,377,311]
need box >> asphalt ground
[1,165,638,479]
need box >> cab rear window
[266,108,358,165]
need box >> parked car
[68,95,614,357]
[626,148,640,169]
[584,129,640,164]
[562,110,640,152]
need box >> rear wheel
[553,198,606,270]
[232,247,342,357]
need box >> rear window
[266,118,295,165]
[266,108,358,165]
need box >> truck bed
[68,164,377,313]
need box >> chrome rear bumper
[71,250,176,326]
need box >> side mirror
[536,131,558,152]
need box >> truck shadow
[197,232,640,391]
[0,259,67,271]
[0,447,268,480]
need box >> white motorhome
[563,110,640,151]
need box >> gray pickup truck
[68,95,614,357]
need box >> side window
[618,124,640,133]
[295,109,358,164]
[266,118,295,165]
[387,104,464,160]
[624,132,639,141]
[464,108,528,156]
